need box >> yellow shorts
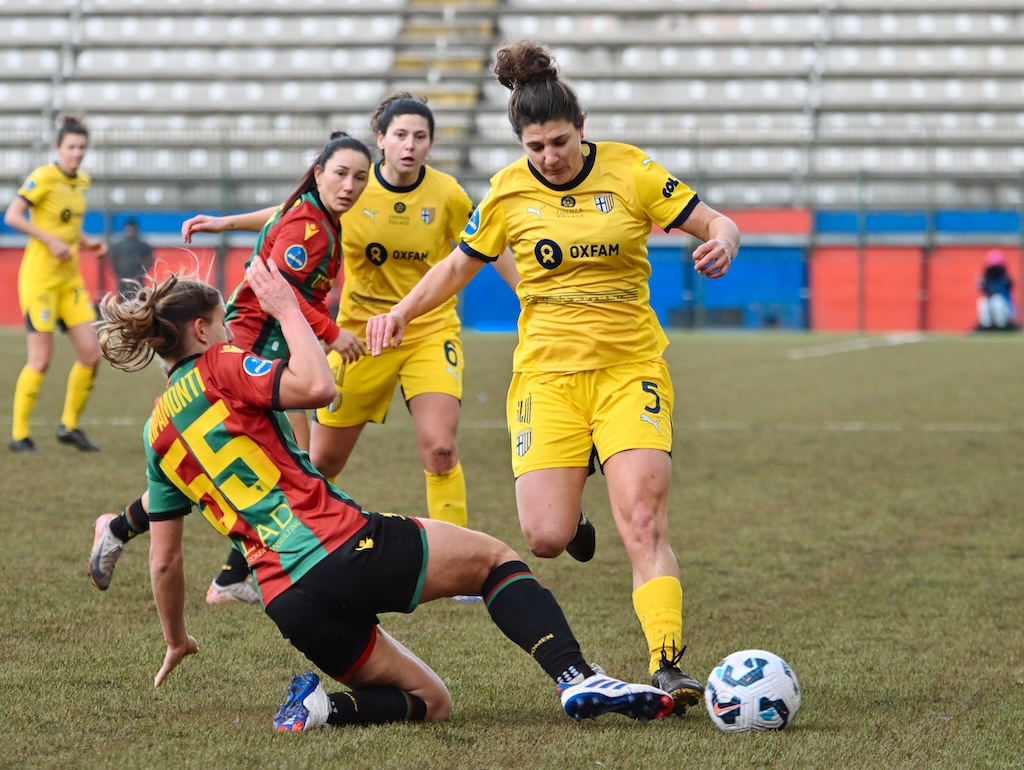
[315,331,464,428]
[19,273,96,333]
[506,359,674,478]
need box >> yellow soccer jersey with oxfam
[17,163,92,288]
[338,163,473,344]
[458,141,699,373]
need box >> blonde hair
[97,274,222,372]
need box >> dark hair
[97,274,222,372]
[370,91,435,139]
[281,131,372,213]
[56,115,88,146]
[493,40,585,138]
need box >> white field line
[788,332,924,360]
[5,416,1016,433]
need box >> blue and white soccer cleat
[273,672,331,732]
[559,674,675,722]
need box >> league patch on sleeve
[464,206,481,236]
[243,355,274,376]
[284,244,308,270]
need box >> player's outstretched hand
[154,634,199,687]
[329,329,366,363]
[366,311,407,357]
[181,214,222,244]
[247,258,298,320]
[692,239,735,279]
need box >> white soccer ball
[704,649,801,732]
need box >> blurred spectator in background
[975,248,1019,332]
[108,219,153,298]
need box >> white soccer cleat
[88,513,124,591]
[559,673,674,722]
[205,578,260,605]
[274,672,331,731]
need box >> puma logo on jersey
[642,157,654,166]
[527,205,545,219]
[446,366,459,380]
[304,222,319,240]
[640,414,662,433]
[355,537,374,551]
[363,209,377,221]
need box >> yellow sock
[60,362,96,430]
[424,461,467,527]
[632,575,684,676]
[12,366,45,440]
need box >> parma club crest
[515,428,532,457]
[421,208,435,224]
[594,193,614,214]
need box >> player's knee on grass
[422,684,454,722]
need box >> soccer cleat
[564,511,596,562]
[560,674,674,722]
[205,578,260,605]
[651,644,704,715]
[56,424,100,451]
[274,672,331,732]
[88,513,125,591]
[8,437,39,454]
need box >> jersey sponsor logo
[640,413,662,433]
[594,193,615,214]
[363,209,377,221]
[366,242,387,266]
[560,196,576,207]
[60,208,72,223]
[662,177,680,199]
[284,244,308,270]
[515,428,532,457]
[571,243,619,259]
[535,239,563,269]
[393,250,428,261]
[394,202,406,213]
[421,207,434,224]
[465,207,481,235]
[304,222,319,240]
[243,355,274,377]
[527,205,545,219]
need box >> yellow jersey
[338,163,473,344]
[16,163,92,287]
[459,141,699,373]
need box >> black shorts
[264,511,428,682]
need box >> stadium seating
[0,0,1022,213]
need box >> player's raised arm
[246,257,335,409]
[366,246,485,355]
[181,207,277,243]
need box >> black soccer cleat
[651,643,704,716]
[57,424,101,452]
[565,511,596,562]
[8,436,39,454]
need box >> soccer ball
[704,649,801,732]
